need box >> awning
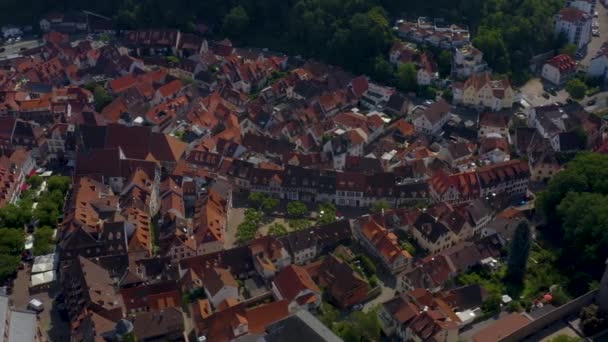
[31,253,58,273]
[30,271,55,287]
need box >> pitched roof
[545,54,577,73]
[273,265,320,302]
[472,313,530,342]
[422,100,451,125]
[204,267,238,296]
[557,7,590,23]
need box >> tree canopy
[506,221,531,284]
[537,153,608,295]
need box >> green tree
[318,302,340,328]
[550,336,583,342]
[0,203,31,228]
[0,228,25,255]
[437,50,453,77]
[565,79,587,100]
[33,226,55,255]
[396,62,417,92]
[372,55,393,83]
[26,175,43,189]
[350,309,381,341]
[92,85,114,112]
[0,254,20,281]
[318,202,337,225]
[287,201,308,218]
[358,255,377,277]
[47,175,71,194]
[166,55,180,66]
[370,200,390,213]
[261,196,279,214]
[473,29,510,73]
[505,221,531,283]
[559,44,578,57]
[248,192,266,209]
[268,223,288,237]
[223,5,250,38]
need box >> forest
[1,0,565,83]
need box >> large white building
[555,7,592,49]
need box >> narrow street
[580,2,608,68]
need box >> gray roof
[8,309,37,342]
[264,310,343,342]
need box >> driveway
[363,282,395,313]
[581,2,608,68]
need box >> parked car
[27,299,44,313]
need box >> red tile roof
[273,265,320,302]
[545,54,577,73]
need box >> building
[308,254,371,309]
[541,54,577,85]
[453,45,488,78]
[587,43,608,81]
[472,313,531,342]
[272,265,322,312]
[417,53,439,86]
[412,100,451,135]
[476,160,530,199]
[378,289,460,342]
[554,7,592,49]
[0,295,41,342]
[453,73,514,111]
[352,217,413,274]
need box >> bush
[482,294,502,314]
[580,304,607,336]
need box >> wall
[501,290,598,342]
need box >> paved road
[0,39,42,59]
[581,2,608,68]
[225,207,245,249]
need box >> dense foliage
[506,221,531,284]
[3,0,564,84]
[537,153,608,295]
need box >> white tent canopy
[30,271,55,287]
[31,253,58,274]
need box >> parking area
[519,78,570,107]
[10,264,69,342]
[581,2,608,67]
